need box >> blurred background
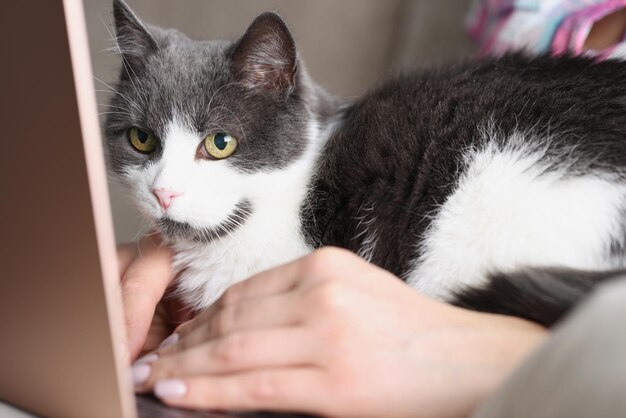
[84,0,475,243]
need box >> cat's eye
[203,132,238,159]
[128,127,158,154]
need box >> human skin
[119,240,547,418]
[117,236,191,360]
[584,8,626,51]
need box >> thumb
[119,238,175,361]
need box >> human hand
[117,235,191,361]
[133,248,547,418]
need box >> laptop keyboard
[136,395,315,418]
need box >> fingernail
[155,379,187,399]
[159,333,179,350]
[131,363,151,386]
[135,353,158,364]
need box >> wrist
[468,313,548,408]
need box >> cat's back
[337,52,626,157]
[306,54,626,290]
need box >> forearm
[472,277,626,418]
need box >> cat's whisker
[134,235,144,258]
[94,94,143,118]
[97,9,151,106]
[93,78,145,116]
[216,215,246,248]
[208,106,248,142]
[98,111,129,116]
[144,229,161,238]
[221,228,242,248]
[206,82,239,116]
[131,228,147,244]
[94,88,144,116]
[97,103,127,110]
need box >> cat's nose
[152,188,182,210]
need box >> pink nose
[152,188,182,210]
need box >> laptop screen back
[0,1,135,417]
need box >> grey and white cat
[106,0,626,326]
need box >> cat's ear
[112,0,158,69]
[231,12,298,93]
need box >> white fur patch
[406,133,626,300]
[125,116,324,310]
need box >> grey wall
[84,0,475,243]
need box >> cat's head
[105,0,332,243]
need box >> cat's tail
[451,268,626,327]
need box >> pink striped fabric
[467,0,626,59]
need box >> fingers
[122,240,175,360]
[136,328,321,391]
[166,259,307,341]
[140,298,192,356]
[162,292,303,355]
[154,368,328,414]
[184,247,360,329]
[221,257,305,304]
[163,247,368,353]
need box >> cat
[105,0,626,326]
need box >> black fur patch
[452,268,625,326]
[303,54,626,283]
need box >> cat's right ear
[112,0,158,70]
[231,12,298,95]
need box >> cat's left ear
[231,12,298,94]
[112,0,158,70]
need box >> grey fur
[106,0,336,177]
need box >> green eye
[128,127,157,153]
[204,132,238,159]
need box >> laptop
[0,1,310,417]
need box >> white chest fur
[165,119,322,310]
[172,208,312,310]
[407,134,626,300]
